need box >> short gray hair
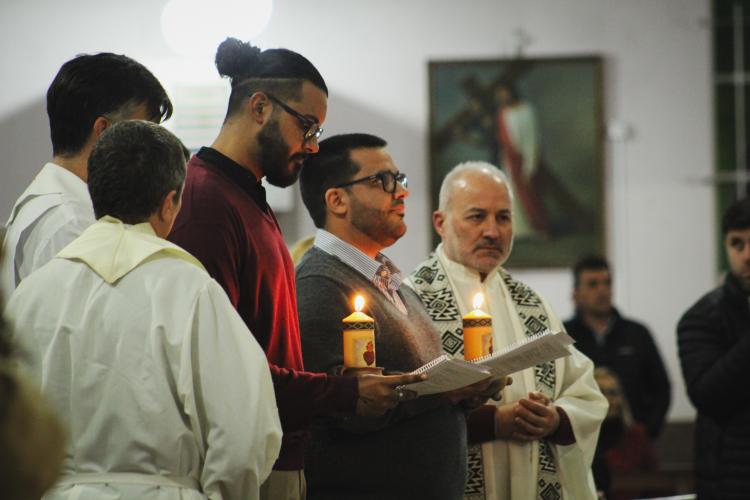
[88,120,187,224]
[438,161,513,211]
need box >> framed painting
[429,56,605,268]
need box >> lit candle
[463,293,493,361]
[342,295,376,368]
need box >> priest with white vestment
[408,161,607,500]
[4,121,281,500]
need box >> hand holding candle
[463,292,493,361]
[342,295,376,368]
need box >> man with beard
[408,161,607,500]
[168,39,419,500]
[677,197,750,500]
[564,256,670,439]
[296,134,503,499]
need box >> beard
[349,197,406,248]
[257,118,306,188]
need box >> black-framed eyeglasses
[265,93,324,142]
[335,171,408,194]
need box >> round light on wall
[161,0,273,58]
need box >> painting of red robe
[429,56,604,268]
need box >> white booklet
[400,330,574,396]
[473,330,575,377]
[399,355,491,396]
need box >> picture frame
[429,56,605,268]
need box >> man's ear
[149,189,181,239]
[433,210,446,237]
[247,92,272,125]
[325,187,348,218]
[92,116,110,140]
[159,189,180,223]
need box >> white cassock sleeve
[179,279,282,500]
[27,208,92,279]
[545,298,608,499]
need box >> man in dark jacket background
[677,197,750,500]
[564,256,671,439]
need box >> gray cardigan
[297,247,467,500]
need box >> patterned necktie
[375,264,407,314]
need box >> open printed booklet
[399,330,575,396]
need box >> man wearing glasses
[168,39,420,500]
[296,134,505,499]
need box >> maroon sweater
[169,148,358,470]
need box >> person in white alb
[0,52,173,297]
[408,161,607,500]
[4,120,282,499]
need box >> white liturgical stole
[57,215,203,282]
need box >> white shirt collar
[8,162,90,224]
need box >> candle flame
[354,295,365,312]
[473,293,485,310]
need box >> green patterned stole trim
[343,321,375,330]
[464,318,492,328]
[497,270,562,500]
[410,253,562,500]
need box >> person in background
[677,197,750,500]
[289,235,315,265]
[564,255,671,439]
[592,367,658,500]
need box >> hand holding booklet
[400,330,575,396]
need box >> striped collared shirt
[314,229,407,314]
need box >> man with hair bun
[1,53,172,297]
[168,38,420,500]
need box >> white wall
[0,0,713,420]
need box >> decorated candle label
[463,293,493,361]
[342,296,376,368]
[483,332,494,355]
[358,339,376,366]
